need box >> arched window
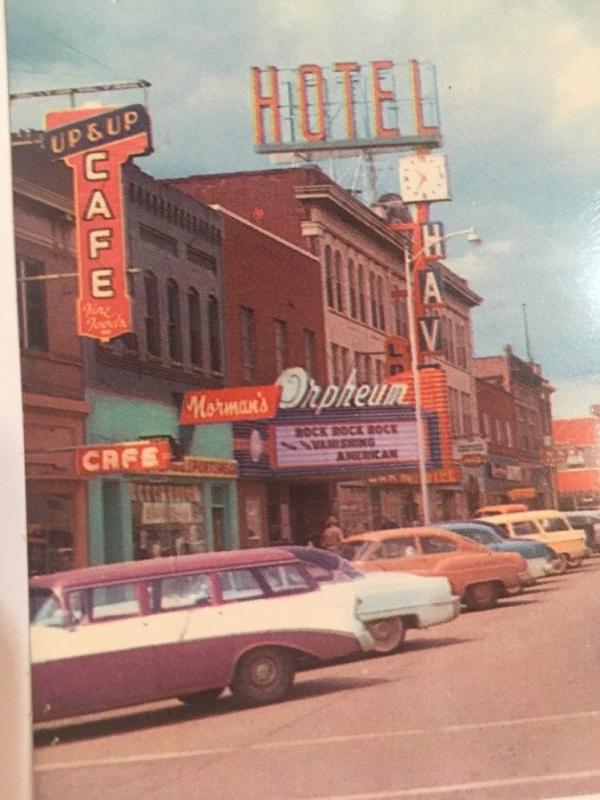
[358,265,367,322]
[144,271,161,357]
[208,295,222,373]
[334,251,344,312]
[167,279,182,362]
[324,245,334,308]
[347,259,357,318]
[376,276,385,331]
[369,272,377,328]
[187,288,203,367]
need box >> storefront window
[130,482,206,558]
[26,491,75,576]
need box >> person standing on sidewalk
[320,516,344,551]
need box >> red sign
[43,104,152,341]
[76,440,171,476]
[368,466,462,486]
[180,385,281,425]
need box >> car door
[367,536,429,572]
[418,533,494,594]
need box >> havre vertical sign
[43,104,152,341]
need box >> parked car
[283,546,460,653]
[476,509,588,570]
[438,522,554,578]
[29,548,397,721]
[473,503,528,518]
[338,527,530,611]
[563,511,600,554]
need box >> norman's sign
[43,104,152,342]
[180,385,281,425]
[251,59,441,156]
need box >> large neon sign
[251,59,441,157]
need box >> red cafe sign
[180,385,281,425]
[76,440,171,476]
[43,104,152,341]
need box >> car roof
[29,548,298,591]
[478,509,564,524]
[344,526,456,542]
[440,521,498,533]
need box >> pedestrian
[320,516,344,551]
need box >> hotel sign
[251,59,441,157]
[43,104,152,341]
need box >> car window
[89,583,140,620]
[539,517,569,532]
[375,537,418,558]
[460,528,493,545]
[153,573,213,611]
[303,562,335,582]
[511,521,538,536]
[29,588,64,627]
[338,541,373,561]
[259,564,311,593]
[493,523,510,539]
[420,536,458,554]
[219,569,265,602]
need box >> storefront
[86,391,238,564]
[233,366,458,544]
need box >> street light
[401,226,482,526]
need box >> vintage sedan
[29,548,397,721]
[339,527,530,611]
[439,522,554,578]
[284,546,460,653]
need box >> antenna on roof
[522,303,533,362]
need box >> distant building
[552,410,600,509]
[475,345,555,508]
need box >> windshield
[338,540,373,562]
[29,588,64,627]
[461,527,496,545]
[539,517,569,532]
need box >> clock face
[399,154,450,203]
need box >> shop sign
[142,502,193,525]
[274,419,418,469]
[251,59,441,156]
[489,462,522,482]
[368,466,462,486]
[180,385,281,425]
[277,367,408,415]
[76,440,171,476]
[507,487,536,500]
[43,105,152,342]
[162,457,238,478]
[453,438,487,467]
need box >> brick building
[476,377,522,504]
[553,411,600,509]
[475,346,555,508]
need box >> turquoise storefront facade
[86,390,239,565]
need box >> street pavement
[33,559,600,800]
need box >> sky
[5,0,600,418]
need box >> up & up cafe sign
[251,59,441,157]
[42,104,152,341]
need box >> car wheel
[365,616,406,654]
[567,556,583,569]
[464,582,498,611]
[230,647,295,706]
[551,554,568,574]
[178,688,224,708]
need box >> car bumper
[525,556,552,579]
[519,570,536,587]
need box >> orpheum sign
[43,104,152,341]
[251,59,441,157]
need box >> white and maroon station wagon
[29,548,376,721]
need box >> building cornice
[13,175,73,216]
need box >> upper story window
[144,271,161,357]
[240,306,256,383]
[393,286,408,337]
[186,245,216,272]
[334,251,344,312]
[208,295,222,373]
[139,224,178,256]
[358,264,367,322]
[17,256,48,351]
[324,245,334,308]
[376,276,385,331]
[348,260,357,318]
[482,412,491,440]
[167,279,182,362]
[506,421,513,448]
[303,329,316,377]
[188,288,203,368]
[461,393,472,436]
[495,417,503,445]
[369,272,378,328]
[445,317,455,363]
[456,324,467,368]
[331,343,341,384]
[274,319,288,375]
